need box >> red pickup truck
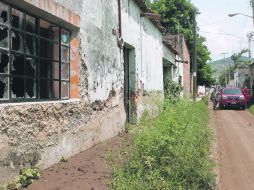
[219,87,246,110]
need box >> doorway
[123,46,136,123]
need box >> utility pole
[252,0,254,26]
[247,32,253,62]
[192,13,197,101]
[221,53,228,86]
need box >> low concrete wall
[137,92,164,120]
[0,97,125,184]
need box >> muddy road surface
[27,133,132,190]
[213,108,254,190]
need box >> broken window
[0,1,70,102]
[0,76,8,99]
[11,30,24,52]
[11,9,25,29]
[26,34,37,55]
[26,15,37,34]
[0,52,9,73]
[0,2,9,24]
[0,25,8,49]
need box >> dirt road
[27,133,132,190]
[213,108,254,190]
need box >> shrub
[111,100,215,190]
[249,104,254,115]
[2,168,41,190]
[164,79,183,103]
[201,95,209,106]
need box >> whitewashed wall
[121,0,164,92]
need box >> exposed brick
[69,36,80,99]
[70,75,79,85]
[70,85,79,99]
[71,48,79,61]
[70,38,79,49]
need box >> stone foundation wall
[0,96,125,184]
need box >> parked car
[241,88,251,103]
[219,87,246,110]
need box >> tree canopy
[148,0,215,87]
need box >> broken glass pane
[11,8,25,29]
[26,78,36,98]
[61,63,69,80]
[40,19,52,39]
[61,29,70,45]
[11,30,24,52]
[39,59,51,78]
[26,57,36,77]
[11,54,25,76]
[40,39,52,58]
[0,75,8,99]
[39,79,51,99]
[0,52,9,73]
[11,77,24,98]
[52,62,59,79]
[0,25,9,49]
[0,2,9,24]
[26,34,37,55]
[61,46,69,63]
[61,81,69,99]
[26,15,37,33]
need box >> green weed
[201,95,209,106]
[60,156,68,162]
[249,104,254,115]
[2,167,41,190]
[111,100,215,190]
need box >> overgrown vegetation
[0,168,40,190]
[201,95,209,106]
[249,104,254,115]
[164,79,183,103]
[111,98,215,189]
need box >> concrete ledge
[0,99,81,107]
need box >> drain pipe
[117,0,122,38]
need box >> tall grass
[249,104,254,115]
[111,100,215,190]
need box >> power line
[199,31,242,38]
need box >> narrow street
[213,107,254,190]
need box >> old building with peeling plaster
[0,0,190,184]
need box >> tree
[231,49,249,69]
[149,0,214,87]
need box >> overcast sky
[191,0,253,61]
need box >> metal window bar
[0,0,71,103]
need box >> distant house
[234,66,250,88]
[163,33,191,95]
